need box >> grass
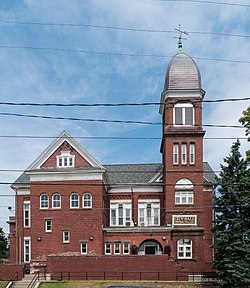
[0,281,9,288]
[39,280,201,288]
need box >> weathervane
[174,24,189,51]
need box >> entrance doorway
[138,240,163,255]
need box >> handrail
[27,272,39,288]
[10,271,18,281]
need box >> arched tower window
[52,193,61,209]
[40,193,49,209]
[70,193,79,208]
[175,178,194,205]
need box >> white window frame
[173,143,179,165]
[181,144,187,165]
[177,239,192,259]
[190,143,195,164]
[24,237,31,263]
[45,219,52,232]
[114,242,121,255]
[138,201,160,227]
[105,242,112,255]
[175,191,194,205]
[83,193,92,208]
[23,201,30,228]
[81,242,87,255]
[63,230,70,243]
[52,193,61,209]
[174,103,194,126]
[57,151,75,168]
[70,193,79,209]
[40,194,49,209]
[123,242,130,255]
[110,202,132,227]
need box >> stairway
[11,274,39,288]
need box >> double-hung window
[105,242,112,255]
[177,239,192,259]
[181,144,187,164]
[123,242,130,254]
[23,201,30,228]
[70,193,79,208]
[63,230,70,243]
[83,193,92,208]
[114,242,121,255]
[52,193,61,209]
[24,237,31,263]
[81,242,87,255]
[190,143,195,164]
[173,143,179,165]
[40,194,49,209]
[174,103,194,126]
[45,219,52,232]
[138,201,160,226]
[110,202,131,226]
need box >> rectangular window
[190,143,195,164]
[175,191,194,205]
[57,152,75,168]
[173,144,179,165]
[105,243,112,255]
[63,230,70,243]
[24,237,31,263]
[138,202,160,226]
[45,219,52,232]
[174,104,194,126]
[114,242,121,255]
[23,202,30,228]
[123,242,130,255]
[81,242,87,255]
[181,144,187,164]
[178,239,192,259]
[110,202,131,227]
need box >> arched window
[175,178,194,205]
[40,194,49,209]
[138,240,163,255]
[177,239,192,259]
[83,193,92,208]
[70,193,79,208]
[52,193,61,209]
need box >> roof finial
[174,24,189,52]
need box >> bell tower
[160,39,206,234]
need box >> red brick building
[8,47,216,276]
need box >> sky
[0,0,249,234]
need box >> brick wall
[0,264,25,281]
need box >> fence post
[104,271,105,280]
[86,271,88,280]
[122,271,123,281]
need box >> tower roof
[164,51,201,91]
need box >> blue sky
[0,0,249,233]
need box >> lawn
[39,280,201,288]
[0,281,8,288]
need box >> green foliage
[0,227,9,261]
[213,140,250,287]
[239,106,250,161]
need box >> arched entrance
[138,239,163,255]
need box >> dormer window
[57,151,75,168]
[174,103,194,126]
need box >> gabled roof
[27,131,104,170]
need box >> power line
[0,135,246,140]
[153,0,250,8]
[0,112,245,128]
[0,44,250,64]
[0,20,250,39]
[0,97,249,107]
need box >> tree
[0,227,9,261]
[213,140,250,287]
[239,106,250,161]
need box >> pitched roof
[12,162,216,188]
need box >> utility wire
[0,45,249,64]
[0,97,249,107]
[0,20,250,39]
[0,135,246,140]
[152,0,250,8]
[0,112,244,127]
